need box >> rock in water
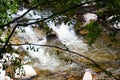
[83,69,92,80]
[0,63,5,80]
[113,21,120,30]
[83,13,98,26]
[4,76,11,80]
[15,65,37,79]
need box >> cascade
[48,21,88,53]
[11,8,88,71]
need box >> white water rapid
[11,8,88,71]
[48,21,88,53]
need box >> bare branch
[9,43,118,79]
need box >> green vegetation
[0,0,18,25]
[86,21,102,45]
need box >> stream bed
[5,8,120,80]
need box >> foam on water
[48,22,88,53]
[15,25,62,71]
[11,8,88,71]
[16,26,40,43]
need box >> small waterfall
[48,22,88,53]
[11,8,88,71]
[13,8,88,53]
[15,26,64,71]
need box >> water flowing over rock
[13,7,88,53]
[15,26,62,71]
[48,22,88,53]
[8,7,120,80]
[10,8,89,71]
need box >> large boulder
[15,65,37,79]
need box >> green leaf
[86,21,102,45]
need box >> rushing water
[10,7,120,79]
[13,25,77,71]
[48,21,88,53]
[11,8,88,71]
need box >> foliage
[96,0,120,21]
[26,45,39,52]
[0,0,18,25]
[15,66,26,77]
[2,53,22,78]
[0,0,120,28]
[86,21,102,45]
[0,31,9,43]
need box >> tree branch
[9,43,118,79]
[0,5,38,28]
[0,24,18,54]
[17,0,96,26]
[0,0,97,52]
[0,5,40,55]
[0,0,96,28]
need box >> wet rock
[46,33,57,40]
[4,76,11,80]
[82,69,92,80]
[83,13,98,26]
[66,71,82,80]
[79,29,89,35]
[113,21,120,30]
[15,65,37,79]
[33,27,47,38]
[67,77,76,80]
[67,76,81,80]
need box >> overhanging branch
[0,5,39,28]
[18,0,96,26]
[0,24,18,54]
[0,0,96,27]
[9,43,118,79]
